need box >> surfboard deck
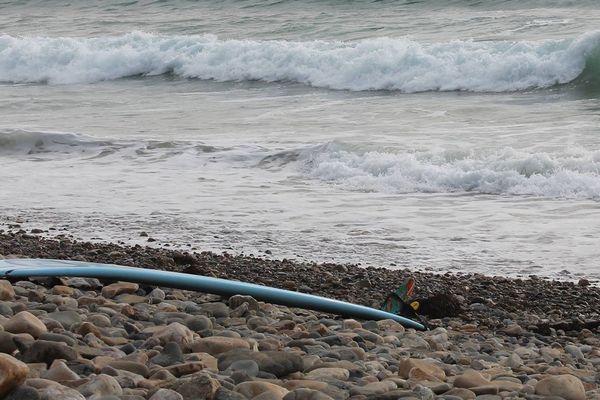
[0,258,425,330]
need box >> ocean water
[1,0,599,280]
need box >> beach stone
[0,332,28,354]
[38,383,86,400]
[492,379,522,392]
[115,294,148,305]
[0,280,15,300]
[0,353,29,397]
[88,314,112,328]
[283,388,334,400]
[153,322,195,348]
[469,385,498,395]
[225,360,260,377]
[398,358,446,382]
[200,303,230,318]
[78,374,123,398]
[453,370,491,388]
[193,337,250,356]
[504,353,522,370]
[41,359,80,382]
[565,345,585,361]
[218,349,303,378]
[350,381,397,396]
[164,373,221,400]
[52,285,74,296]
[443,388,476,400]
[107,360,149,377]
[149,388,184,400]
[229,295,260,312]
[3,311,48,338]
[19,340,78,365]
[501,324,523,337]
[39,332,77,347]
[3,385,41,400]
[252,391,287,400]
[0,303,13,317]
[101,282,139,299]
[165,361,212,377]
[234,381,289,399]
[305,368,349,381]
[149,288,166,303]
[63,277,102,290]
[376,319,406,333]
[184,315,213,332]
[535,374,586,400]
[215,387,250,400]
[46,310,82,330]
[151,342,184,367]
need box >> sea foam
[298,143,600,200]
[1,31,599,92]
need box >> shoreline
[1,229,599,335]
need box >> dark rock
[38,332,77,347]
[215,387,247,400]
[218,349,303,378]
[151,342,184,367]
[17,339,78,365]
[4,386,41,400]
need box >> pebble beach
[0,230,598,400]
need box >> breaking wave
[295,143,600,200]
[1,31,599,92]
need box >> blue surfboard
[0,259,425,330]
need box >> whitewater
[1,0,600,281]
[1,31,600,91]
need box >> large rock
[234,382,289,399]
[304,368,349,381]
[535,375,586,400]
[453,370,491,389]
[3,311,47,338]
[46,311,82,330]
[0,280,15,301]
[0,353,29,397]
[163,372,221,400]
[38,383,86,400]
[398,358,446,382]
[3,385,41,400]
[283,388,334,400]
[149,388,184,400]
[41,359,80,382]
[151,342,184,367]
[349,381,397,396]
[218,349,303,378]
[101,282,139,299]
[0,331,34,354]
[77,374,123,398]
[153,322,195,349]
[18,340,78,365]
[193,337,250,356]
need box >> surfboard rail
[0,258,426,330]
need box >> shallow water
[1,0,600,279]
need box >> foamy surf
[295,144,600,200]
[1,31,599,92]
[4,130,600,200]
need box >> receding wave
[296,143,600,200]
[0,129,222,159]
[1,31,599,92]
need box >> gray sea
[1,0,600,279]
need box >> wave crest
[1,31,599,92]
[298,143,600,200]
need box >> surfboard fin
[380,276,428,328]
